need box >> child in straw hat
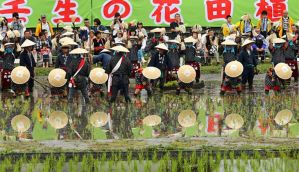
[134,68,151,96]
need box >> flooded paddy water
[0,76,298,171]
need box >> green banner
[0,0,298,28]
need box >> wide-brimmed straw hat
[11,66,30,84]
[11,115,31,132]
[129,36,138,39]
[150,28,162,33]
[89,112,109,127]
[274,63,292,80]
[21,39,36,48]
[100,49,110,53]
[63,26,73,32]
[184,36,196,43]
[192,24,202,33]
[155,43,168,51]
[89,68,108,84]
[59,37,74,44]
[167,39,181,45]
[143,115,161,126]
[4,42,14,47]
[225,61,244,78]
[225,113,244,129]
[241,39,255,47]
[274,109,293,126]
[70,48,89,54]
[48,68,67,87]
[221,40,237,46]
[273,38,286,44]
[142,67,161,80]
[178,65,196,83]
[61,31,74,36]
[178,110,196,128]
[48,111,68,129]
[110,45,130,53]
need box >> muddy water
[0,78,298,141]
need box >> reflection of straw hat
[274,109,293,126]
[11,115,31,132]
[21,39,36,48]
[225,113,244,129]
[143,115,161,126]
[178,65,196,83]
[61,31,74,36]
[274,63,292,80]
[70,48,89,54]
[59,37,74,44]
[221,40,237,46]
[110,45,130,53]
[11,66,30,84]
[155,43,168,51]
[273,38,286,44]
[142,67,161,80]
[48,111,68,129]
[13,30,20,37]
[241,39,254,47]
[150,28,162,33]
[89,68,108,84]
[178,110,196,128]
[184,36,196,43]
[167,39,181,45]
[89,112,108,127]
[225,61,244,78]
[48,68,67,87]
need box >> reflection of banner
[0,0,298,28]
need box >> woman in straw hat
[106,45,132,103]
[184,36,201,83]
[283,34,298,82]
[220,40,241,94]
[67,48,90,104]
[148,43,172,90]
[1,42,15,90]
[238,39,258,90]
[20,39,36,93]
[134,68,151,96]
[269,38,286,66]
[144,28,166,59]
[166,40,181,82]
[264,67,281,94]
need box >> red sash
[69,58,85,88]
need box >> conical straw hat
[63,26,73,32]
[11,115,31,132]
[143,115,161,126]
[70,48,89,54]
[274,63,292,80]
[177,65,196,83]
[225,113,244,129]
[4,42,14,46]
[225,61,243,77]
[89,112,109,127]
[274,109,293,126]
[155,43,168,51]
[110,45,130,53]
[167,39,181,45]
[48,68,67,87]
[21,39,36,48]
[273,38,286,44]
[241,39,255,47]
[221,40,237,46]
[63,40,78,46]
[11,66,30,84]
[184,36,196,43]
[59,37,74,44]
[89,68,108,84]
[61,31,74,36]
[100,49,111,53]
[150,28,162,33]
[48,111,68,129]
[142,67,161,80]
[178,110,196,128]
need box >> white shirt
[41,22,51,37]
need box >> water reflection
[0,81,298,141]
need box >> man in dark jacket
[238,39,258,90]
[20,39,36,93]
[106,45,132,103]
[67,48,90,104]
[55,44,73,71]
